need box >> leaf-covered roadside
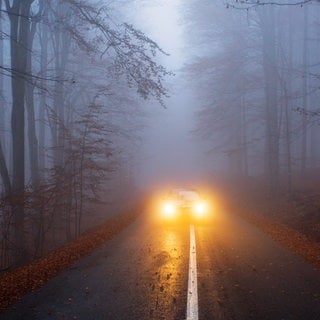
[238,209,320,270]
[229,187,320,272]
[0,208,141,312]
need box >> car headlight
[193,202,207,217]
[163,202,176,218]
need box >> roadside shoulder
[238,209,320,271]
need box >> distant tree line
[185,0,320,194]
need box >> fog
[1,0,320,267]
[129,0,320,192]
[123,0,210,188]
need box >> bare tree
[5,0,34,264]
[1,0,171,267]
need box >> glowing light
[163,202,176,218]
[193,202,207,218]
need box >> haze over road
[2,208,320,320]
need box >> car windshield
[169,189,200,201]
[178,190,200,201]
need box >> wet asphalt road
[2,209,320,320]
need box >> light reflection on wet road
[2,211,320,320]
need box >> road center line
[186,224,198,320]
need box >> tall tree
[5,0,34,263]
[0,0,5,161]
[259,6,280,193]
[300,5,309,178]
[38,5,48,173]
[25,6,42,187]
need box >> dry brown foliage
[0,209,140,312]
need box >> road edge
[237,210,320,271]
[0,206,142,312]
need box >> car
[160,188,209,222]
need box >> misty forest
[1,0,320,277]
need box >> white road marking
[186,224,198,320]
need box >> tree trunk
[38,7,49,173]
[26,21,40,187]
[7,0,33,264]
[284,10,293,195]
[241,94,248,177]
[259,6,279,195]
[301,5,309,179]
[0,1,6,193]
[52,19,71,167]
[0,141,11,195]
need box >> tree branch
[227,0,315,10]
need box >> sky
[122,0,209,188]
